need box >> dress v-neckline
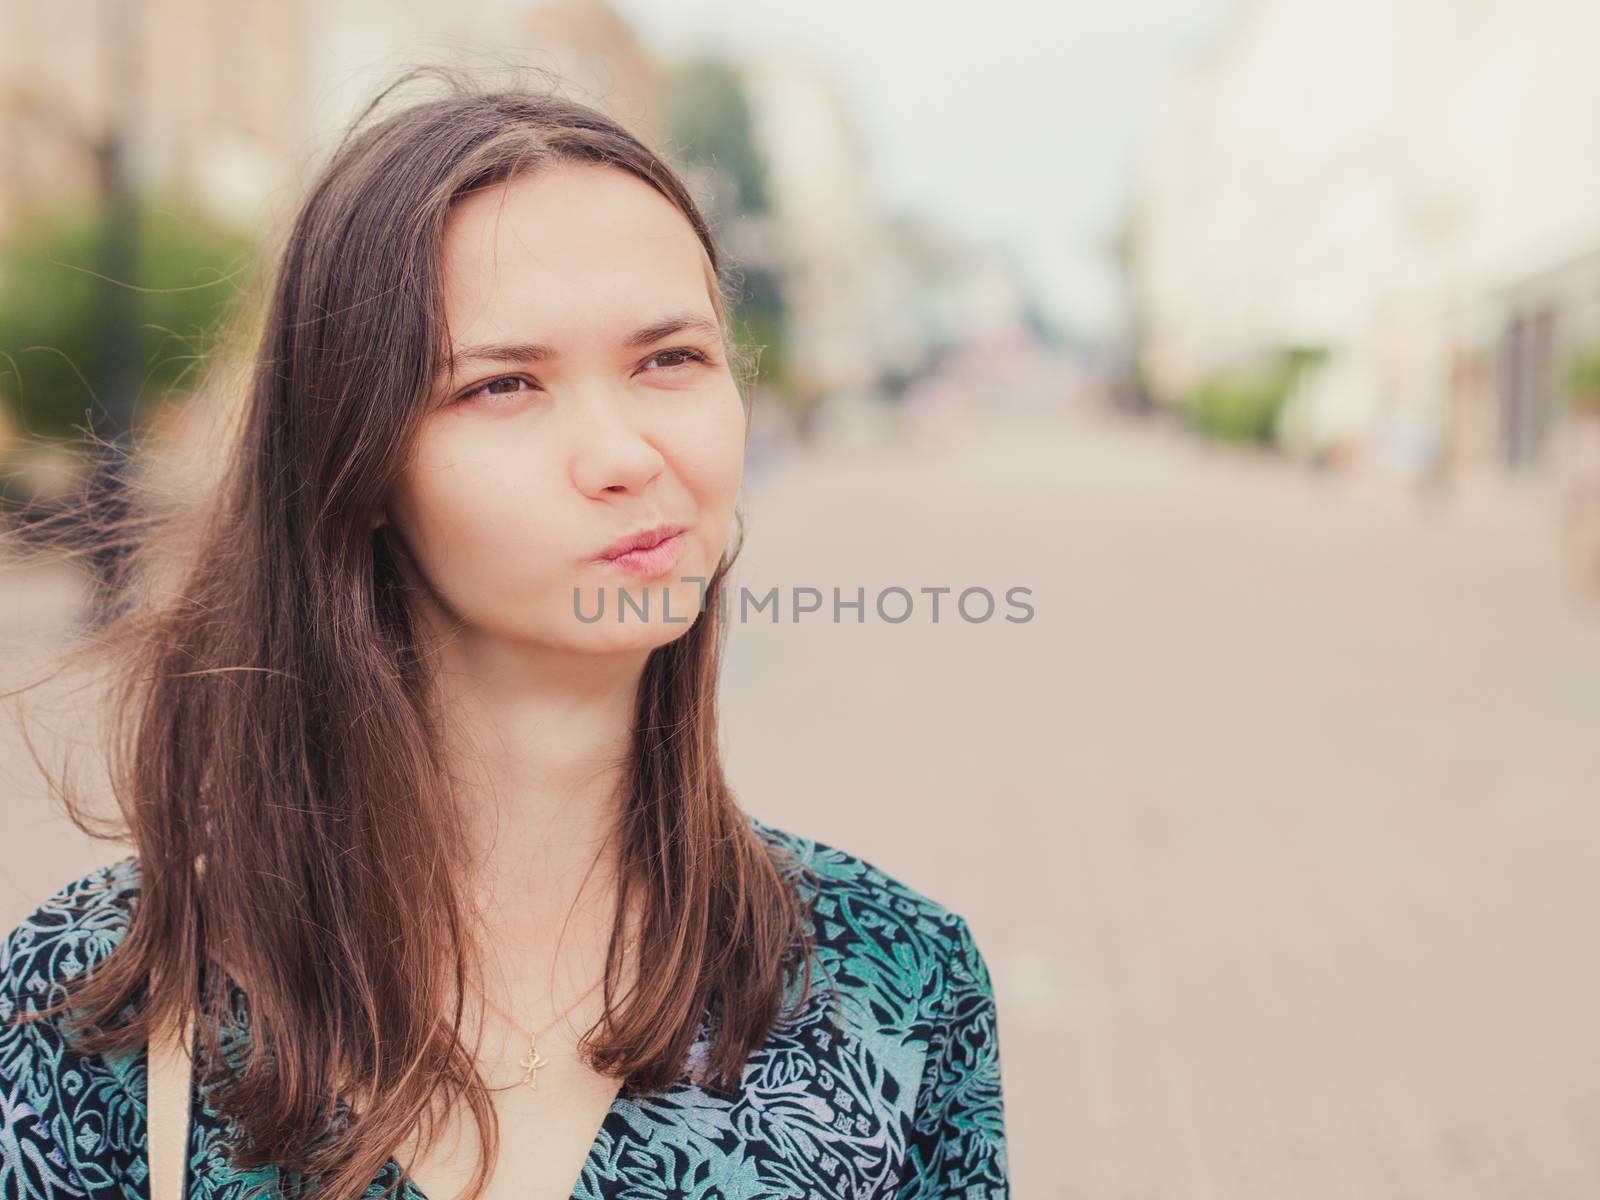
[390,1085,632,1200]
[385,1010,713,1199]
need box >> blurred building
[737,56,1035,444]
[1130,0,1600,479]
[519,0,664,149]
[0,0,670,238]
[738,56,890,438]
[0,0,307,234]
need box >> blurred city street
[719,349,1600,1197]
[5,348,1600,1197]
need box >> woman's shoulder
[747,809,980,935]
[744,811,995,1016]
[1,854,143,1025]
[737,812,1008,1197]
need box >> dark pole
[80,0,142,627]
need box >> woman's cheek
[679,384,748,501]
[402,441,566,616]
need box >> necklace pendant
[519,1034,549,1091]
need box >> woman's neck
[428,624,648,992]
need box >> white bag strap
[147,1013,195,1200]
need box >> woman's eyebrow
[440,312,722,378]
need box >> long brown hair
[1,67,821,1200]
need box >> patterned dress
[0,813,1008,1199]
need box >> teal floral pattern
[1,814,1008,1198]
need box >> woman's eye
[460,375,535,406]
[642,347,711,373]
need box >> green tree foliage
[1565,344,1600,414]
[0,195,257,445]
[664,58,770,215]
[1187,346,1329,446]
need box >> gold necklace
[479,976,607,1091]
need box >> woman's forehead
[438,166,720,332]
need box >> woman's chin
[572,614,702,657]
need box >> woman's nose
[568,387,665,497]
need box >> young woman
[0,73,1008,1200]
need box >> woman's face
[381,163,747,659]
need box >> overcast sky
[610,0,1239,341]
